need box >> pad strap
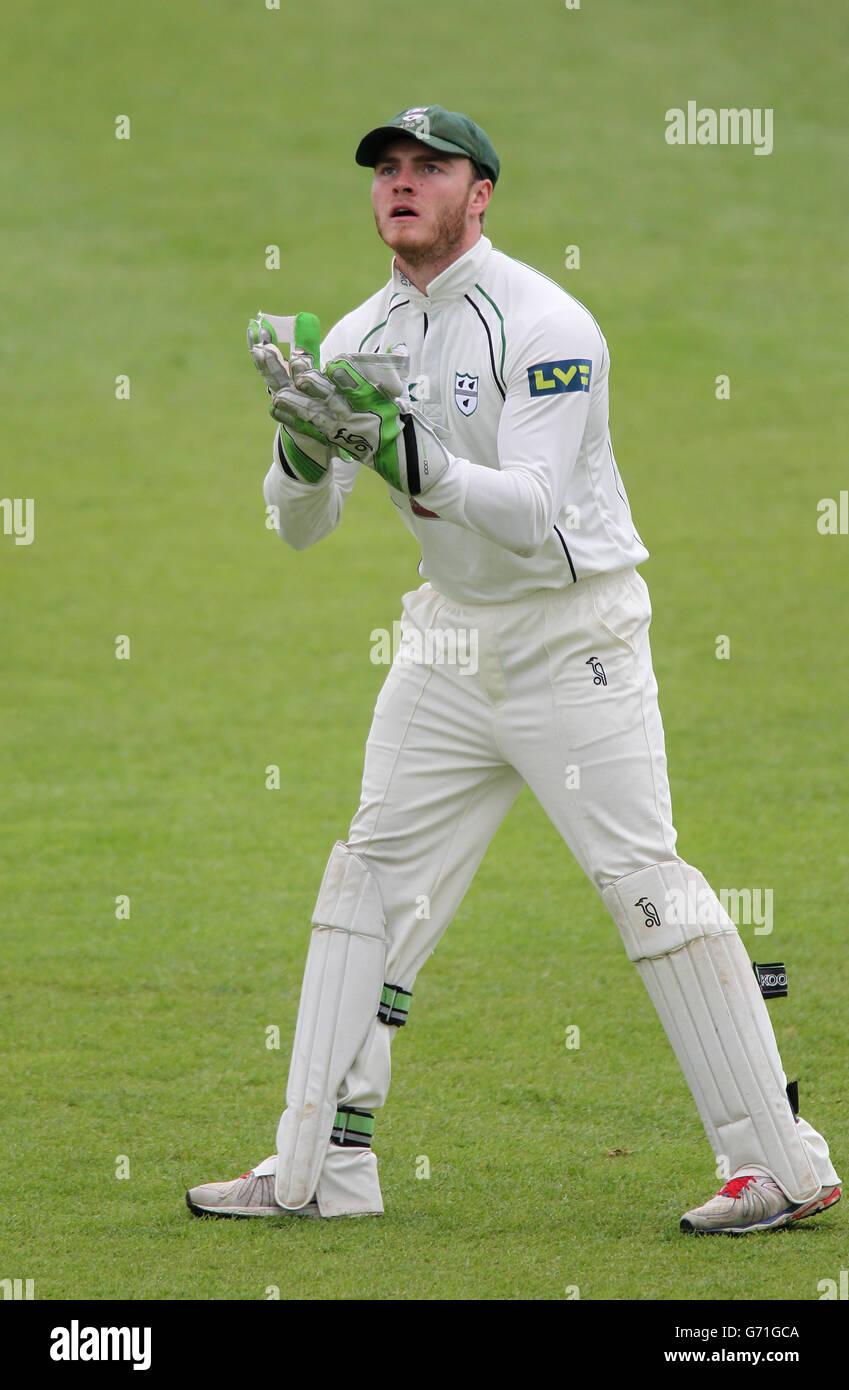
[378,983,412,1027]
[331,1106,375,1148]
[752,961,788,998]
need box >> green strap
[378,983,412,1027]
[331,1107,375,1148]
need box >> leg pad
[275,843,386,1209]
[603,861,820,1202]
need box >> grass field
[2,0,847,1305]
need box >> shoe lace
[719,1176,757,1199]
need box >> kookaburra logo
[334,427,368,456]
[635,896,661,927]
[586,656,607,686]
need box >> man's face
[371,138,490,268]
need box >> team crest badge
[399,108,431,140]
[455,372,479,415]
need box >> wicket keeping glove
[247,311,333,484]
[274,353,451,496]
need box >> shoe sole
[788,1183,841,1223]
[185,1192,319,1219]
[680,1184,841,1235]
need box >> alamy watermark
[818,1271,848,1300]
[370,622,479,676]
[1,497,34,546]
[1,1278,34,1300]
[50,1321,151,1370]
[663,885,774,934]
[817,492,849,534]
[665,103,773,156]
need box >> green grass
[1,0,847,1301]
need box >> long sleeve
[263,428,360,551]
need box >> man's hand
[277,353,451,496]
[248,311,332,484]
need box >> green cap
[355,105,499,186]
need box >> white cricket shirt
[263,234,648,604]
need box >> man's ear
[470,179,492,219]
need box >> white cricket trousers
[327,567,837,1187]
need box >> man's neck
[394,231,482,295]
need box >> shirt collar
[391,235,492,305]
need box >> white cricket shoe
[186,1157,318,1219]
[681,1175,841,1234]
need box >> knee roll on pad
[276,841,387,1210]
[602,861,819,1203]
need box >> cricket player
[187,106,840,1234]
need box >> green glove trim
[294,312,321,364]
[278,425,327,484]
[253,311,321,368]
[326,358,405,491]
